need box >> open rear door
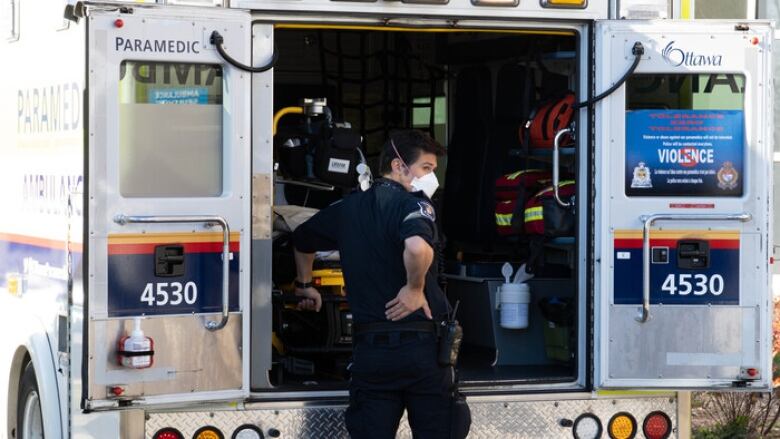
[84,6,257,408]
[595,21,773,389]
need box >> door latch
[155,245,185,277]
[651,247,669,264]
[677,240,710,269]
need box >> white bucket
[497,283,531,329]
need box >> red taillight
[114,19,124,28]
[643,411,672,439]
[748,368,758,377]
[152,428,184,439]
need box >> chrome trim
[112,214,232,331]
[275,178,335,192]
[553,128,572,207]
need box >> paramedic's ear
[392,158,408,176]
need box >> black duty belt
[353,320,438,335]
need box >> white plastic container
[496,282,531,329]
[117,318,154,369]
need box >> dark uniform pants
[345,331,453,439]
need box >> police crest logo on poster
[717,161,739,190]
[631,162,653,188]
[418,201,436,221]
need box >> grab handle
[113,214,232,331]
[553,128,572,208]
[636,212,751,323]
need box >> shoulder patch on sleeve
[402,200,436,223]
[418,201,436,221]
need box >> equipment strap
[117,350,155,357]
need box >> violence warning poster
[624,109,744,197]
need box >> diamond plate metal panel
[146,396,678,438]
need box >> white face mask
[390,139,439,198]
[411,171,439,199]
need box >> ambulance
[0,0,773,437]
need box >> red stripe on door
[614,238,739,250]
[108,241,240,255]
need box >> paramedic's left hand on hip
[295,286,322,312]
[385,235,434,321]
[385,285,432,321]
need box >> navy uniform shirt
[293,178,451,324]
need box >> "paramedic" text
[17,83,81,134]
[115,37,200,54]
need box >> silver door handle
[636,212,752,323]
[114,214,232,331]
[553,128,572,208]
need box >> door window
[119,61,224,197]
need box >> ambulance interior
[269,28,580,390]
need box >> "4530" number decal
[140,282,198,306]
[660,274,724,296]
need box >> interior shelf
[459,364,575,386]
[508,147,576,158]
[542,51,576,60]
[529,147,575,156]
[548,236,575,246]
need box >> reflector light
[541,0,586,7]
[109,386,126,397]
[163,0,225,5]
[608,412,637,439]
[153,428,184,439]
[232,424,264,439]
[193,426,225,439]
[401,0,449,5]
[643,411,672,439]
[470,0,519,6]
[573,413,603,439]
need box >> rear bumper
[144,394,679,438]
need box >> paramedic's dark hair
[379,130,446,175]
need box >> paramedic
[292,129,461,439]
